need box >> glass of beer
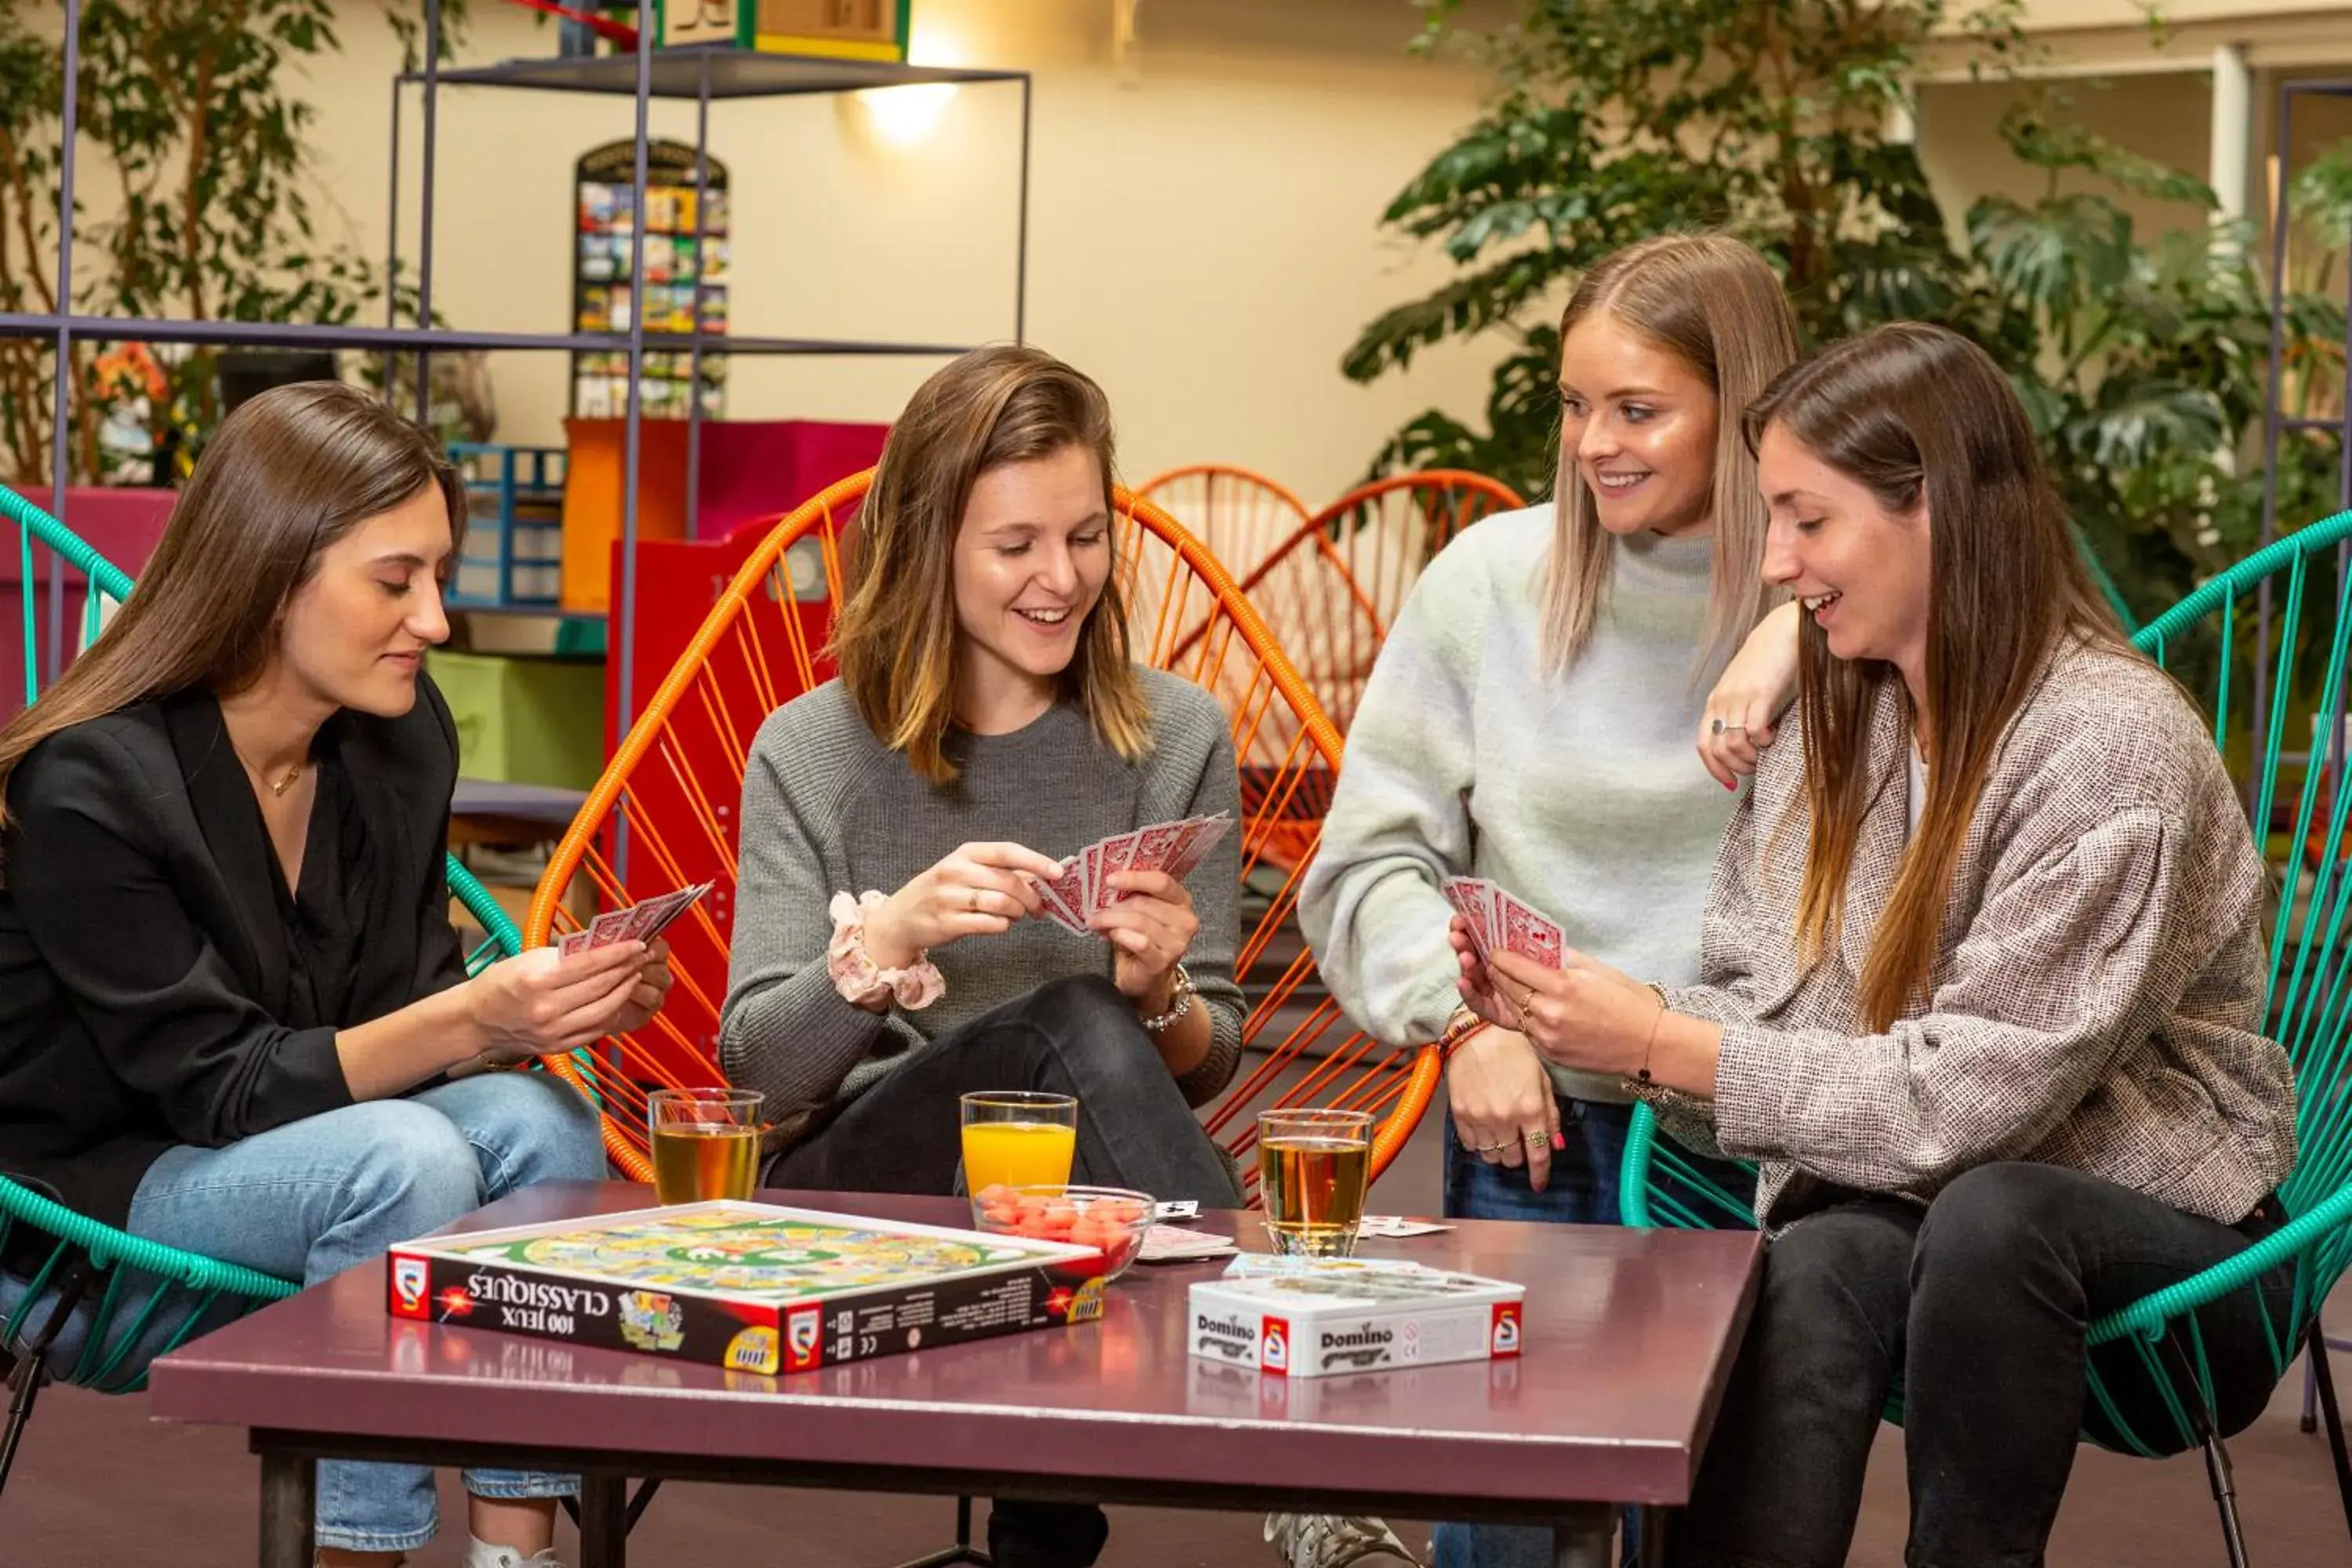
[960,1091,1079,1205]
[648,1088,764,1204]
[1257,1108,1374,1257]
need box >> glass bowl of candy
[970,1184,1155,1283]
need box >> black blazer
[0,678,467,1228]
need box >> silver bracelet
[1138,962,1197,1033]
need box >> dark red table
[147,1183,1761,1568]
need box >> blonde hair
[832,346,1151,786]
[1541,233,1799,679]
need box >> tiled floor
[8,1100,2349,1566]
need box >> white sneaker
[1264,1512,1423,1567]
[460,1540,564,1568]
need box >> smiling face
[1559,310,1720,539]
[950,442,1112,713]
[270,483,455,719]
[1757,421,1934,690]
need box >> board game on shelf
[573,138,729,421]
[388,1200,1111,1375]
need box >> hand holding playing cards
[1446,1025,1563,1191]
[610,937,674,1036]
[868,841,1062,967]
[1450,925,1664,1080]
[1091,869,1198,1008]
[462,939,651,1058]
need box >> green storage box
[427,649,608,790]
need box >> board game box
[388,1201,1110,1376]
[1188,1255,1525,1379]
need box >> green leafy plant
[0,1,462,485]
[1352,0,2346,623]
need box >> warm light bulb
[857,82,957,146]
[850,19,963,147]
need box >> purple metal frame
[14,0,1033,753]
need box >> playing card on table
[1496,889,1565,967]
[1358,1215,1454,1238]
[1138,1225,1240,1264]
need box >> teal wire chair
[0,485,522,1500]
[1621,506,2352,1563]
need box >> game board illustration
[389,1202,1107,1376]
[437,1206,1054,1303]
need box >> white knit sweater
[1298,505,1738,1102]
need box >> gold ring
[1519,986,1537,1014]
[969,888,982,912]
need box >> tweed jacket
[1661,637,2298,1233]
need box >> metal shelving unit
[2,1,1033,747]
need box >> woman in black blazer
[0,384,670,1568]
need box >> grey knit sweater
[720,667,1244,1140]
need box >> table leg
[1633,1505,1671,1566]
[579,1472,629,1568]
[256,1449,315,1568]
[1551,1515,1613,1568]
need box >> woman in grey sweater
[721,347,1246,1568]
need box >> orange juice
[962,1120,1077,1192]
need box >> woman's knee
[1758,1202,1916,1332]
[337,1101,486,1230]
[434,1071,612,1192]
[1024,974,1166,1082]
[1914,1163,2074,1288]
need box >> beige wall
[1915,72,2220,248]
[274,0,1507,509]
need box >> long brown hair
[1747,322,2129,1029]
[1542,233,1799,678]
[0,382,463,833]
[833,345,1149,785]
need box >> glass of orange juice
[960,1091,1078,1211]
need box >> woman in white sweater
[1281,233,1802,1568]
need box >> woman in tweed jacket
[1452,323,2299,1566]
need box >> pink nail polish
[1552,1131,1566,1151]
[1724,778,1737,790]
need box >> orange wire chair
[1131,463,1313,587]
[525,470,1443,1200]
[1234,470,1525,738]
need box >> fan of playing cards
[557,881,714,957]
[1443,876,1565,968]
[1034,812,1233,937]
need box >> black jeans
[767,973,1241,1568]
[1671,1161,2295,1568]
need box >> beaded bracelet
[1138,963,1197,1033]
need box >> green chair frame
[0,486,521,1500]
[1621,506,2352,1564]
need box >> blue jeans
[125,1072,608,1554]
[1434,1097,1755,1568]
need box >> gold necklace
[268,761,303,796]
